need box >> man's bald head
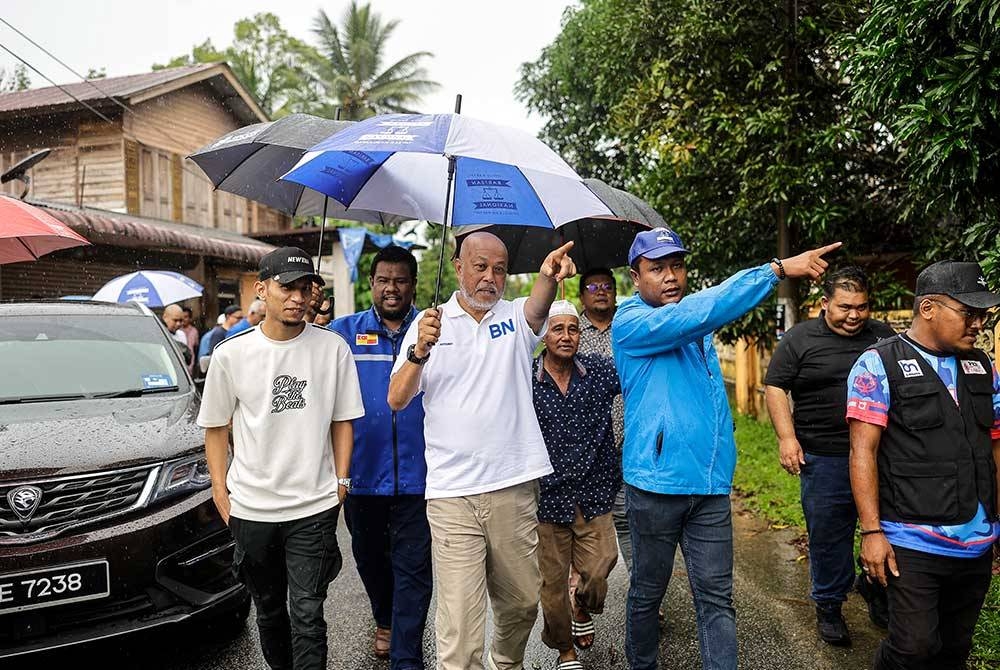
[162,304,185,333]
[454,232,508,313]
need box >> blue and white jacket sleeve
[613,263,779,356]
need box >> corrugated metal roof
[30,199,275,266]
[0,64,217,114]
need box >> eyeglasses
[584,282,614,294]
[929,299,990,324]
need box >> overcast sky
[0,1,574,134]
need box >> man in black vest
[847,260,1000,670]
[765,267,894,645]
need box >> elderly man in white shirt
[388,231,576,670]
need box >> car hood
[0,392,204,481]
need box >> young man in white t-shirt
[198,247,364,670]
[388,232,576,670]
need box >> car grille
[0,465,160,544]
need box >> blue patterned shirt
[532,352,621,524]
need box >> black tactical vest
[872,335,997,525]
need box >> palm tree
[310,2,440,120]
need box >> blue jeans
[344,494,432,670]
[799,452,856,607]
[624,486,736,670]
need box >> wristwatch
[407,344,430,365]
[337,477,352,491]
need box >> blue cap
[628,227,689,265]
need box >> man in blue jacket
[612,227,840,670]
[329,245,429,670]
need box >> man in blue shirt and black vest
[847,260,1000,670]
[329,245,430,670]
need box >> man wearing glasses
[576,268,632,572]
[847,260,1000,670]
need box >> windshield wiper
[0,393,88,405]
[93,386,181,398]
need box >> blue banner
[339,227,367,283]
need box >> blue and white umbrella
[91,271,204,307]
[280,111,616,303]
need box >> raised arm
[524,241,576,334]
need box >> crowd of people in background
[175,228,1000,670]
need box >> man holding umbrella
[388,232,576,670]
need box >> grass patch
[732,412,1000,667]
[732,413,804,528]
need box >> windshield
[0,313,190,402]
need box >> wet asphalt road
[13,499,883,670]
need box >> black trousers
[229,506,342,670]
[344,494,433,670]
[873,545,993,670]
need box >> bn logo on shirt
[489,319,515,339]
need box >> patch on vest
[897,359,923,378]
[961,359,988,375]
[356,333,379,346]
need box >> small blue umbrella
[280,105,615,304]
[91,271,204,307]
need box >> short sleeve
[332,344,365,422]
[763,330,801,390]
[197,351,237,428]
[846,349,890,427]
[515,297,545,349]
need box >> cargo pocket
[968,388,995,429]
[889,460,958,521]
[895,383,944,430]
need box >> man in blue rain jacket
[329,245,430,670]
[612,227,841,670]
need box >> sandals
[571,614,595,650]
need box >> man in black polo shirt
[764,267,895,645]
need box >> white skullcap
[548,299,579,320]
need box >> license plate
[0,560,110,614]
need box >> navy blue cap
[628,227,689,265]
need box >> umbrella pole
[432,94,463,308]
[317,196,329,264]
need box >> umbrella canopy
[188,114,409,226]
[0,195,91,264]
[454,178,665,274]
[91,271,203,307]
[280,113,614,229]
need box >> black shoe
[855,571,889,629]
[816,605,852,646]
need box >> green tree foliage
[844,0,1000,283]
[308,1,440,120]
[0,63,31,91]
[519,0,914,343]
[153,13,318,118]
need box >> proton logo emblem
[7,485,42,522]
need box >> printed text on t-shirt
[271,375,308,413]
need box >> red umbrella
[0,196,91,264]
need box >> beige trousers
[426,480,542,670]
[537,509,619,652]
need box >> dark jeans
[229,506,342,670]
[344,494,432,670]
[624,486,737,670]
[800,452,857,606]
[874,546,993,670]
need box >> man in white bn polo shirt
[389,231,576,670]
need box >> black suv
[0,301,248,658]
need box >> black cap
[915,260,1000,309]
[258,246,325,286]
[223,304,242,316]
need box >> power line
[0,41,116,125]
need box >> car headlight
[150,452,212,504]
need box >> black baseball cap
[915,260,1000,309]
[223,304,243,316]
[258,246,325,286]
